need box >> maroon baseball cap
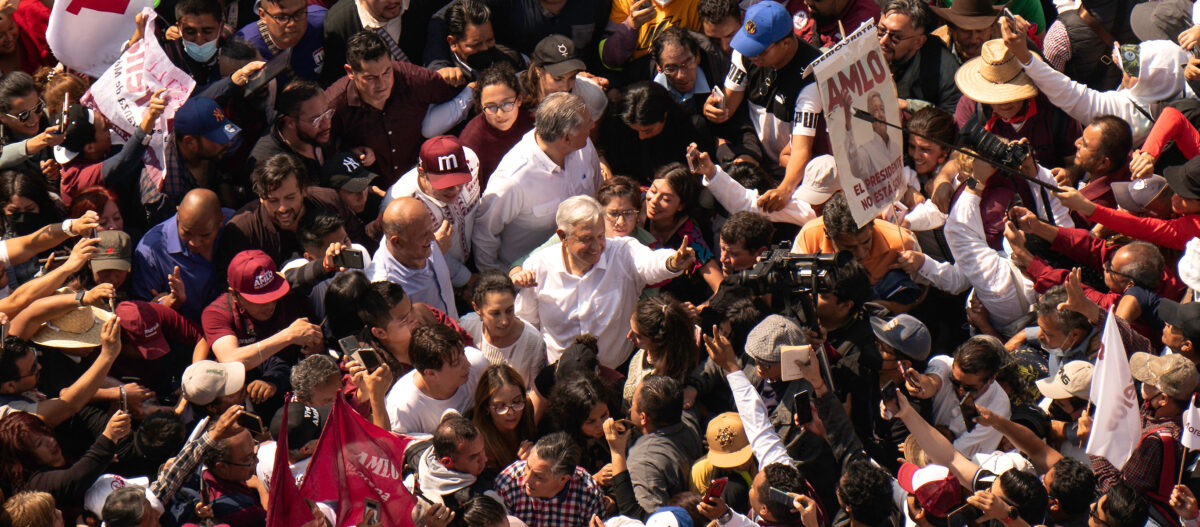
[897,463,962,518]
[116,301,170,360]
[227,250,290,303]
[419,135,472,190]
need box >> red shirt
[792,0,880,48]
[59,158,104,209]
[1087,205,1200,251]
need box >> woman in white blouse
[459,273,546,388]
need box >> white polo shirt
[515,237,679,368]
[472,131,602,270]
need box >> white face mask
[184,38,220,62]
[652,0,673,6]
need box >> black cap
[1163,157,1200,200]
[53,104,97,164]
[1158,299,1200,343]
[532,35,586,77]
[321,151,378,193]
[554,336,599,381]
[270,402,330,447]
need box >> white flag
[47,0,155,77]
[1183,398,1200,450]
[1085,309,1142,469]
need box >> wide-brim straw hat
[955,39,1039,104]
[31,305,114,348]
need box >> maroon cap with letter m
[419,135,473,190]
[227,250,290,303]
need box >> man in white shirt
[368,197,470,319]
[473,92,602,270]
[382,135,481,270]
[386,324,489,434]
[515,196,691,368]
[905,335,1011,457]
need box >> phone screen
[793,390,813,424]
[960,393,980,432]
[237,412,265,435]
[881,380,899,405]
[354,348,382,372]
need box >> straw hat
[955,39,1039,105]
[31,305,114,348]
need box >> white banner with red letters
[80,8,194,191]
[811,21,904,228]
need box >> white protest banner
[1085,308,1141,470]
[47,0,154,77]
[80,7,195,191]
[811,21,904,228]
[1183,396,1200,450]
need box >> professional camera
[727,246,846,329]
[960,121,1031,170]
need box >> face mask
[184,39,219,62]
[465,47,508,72]
[653,0,673,6]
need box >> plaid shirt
[1090,406,1182,496]
[150,431,214,505]
[1042,21,1071,71]
[140,137,222,223]
[494,462,603,526]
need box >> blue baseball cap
[730,1,794,58]
[174,97,241,146]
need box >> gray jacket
[627,420,704,512]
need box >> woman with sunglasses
[469,364,537,476]
[0,72,65,178]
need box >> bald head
[176,189,223,259]
[382,197,428,238]
[1113,241,1164,289]
[178,189,222,227]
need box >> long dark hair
[470,364,536,470]
[633,296,701,381]
[0,170,59,235]
[548,374,609,445]
[0,412,57,496]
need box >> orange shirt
[792,217,916,284]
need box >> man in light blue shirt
[368,197,470,319]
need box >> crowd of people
[0,0,1197,523]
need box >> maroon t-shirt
[459,108,535,188]
[201,292,313,386]
[110,302,204,383]
[60,159,104,209]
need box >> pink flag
[267,396,316,527]
[300,395,416,527]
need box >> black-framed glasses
[1089,502,1109,527]
[1103,260,1132,281]
[949,376,987,394]
[482,100,517,115]
[877,26,915,43]
[3,98,43,123]
[262,5,306,24]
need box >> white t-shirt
[927,355,1011,457]
[385,346,490,434]
[458,313,546,390]
[725,50,823,162]
[254,440,311,491]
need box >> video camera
[727,245,845,330]
[960,121,1032,172]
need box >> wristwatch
[718,509,733,524]
[75,289,86,307]
[1000,505,1020,524]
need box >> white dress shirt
[943,191,1038,335]
[927,355,1010,457]
[382,147,481,267]
[515,237,679,368]
[702,166,816,226]
[473,131,602,270]
[367,240,464,319]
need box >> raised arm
[889,392,981,488]
[36,316,123,427]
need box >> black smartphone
[54,93,68,134]
[881,380,899,405]
[120,376,141,385]
[703,477,728,503]
[685,145,701,173]
[767,486,794,507]
[237,412,265,436]
[334,249,366,270]
[960,393,980,432]
[0,321,8,343]
[200,477,210,505]
[793,390,813,424]
[353,347,382,372]
[243,48,292,96]
[947,504,982,527]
